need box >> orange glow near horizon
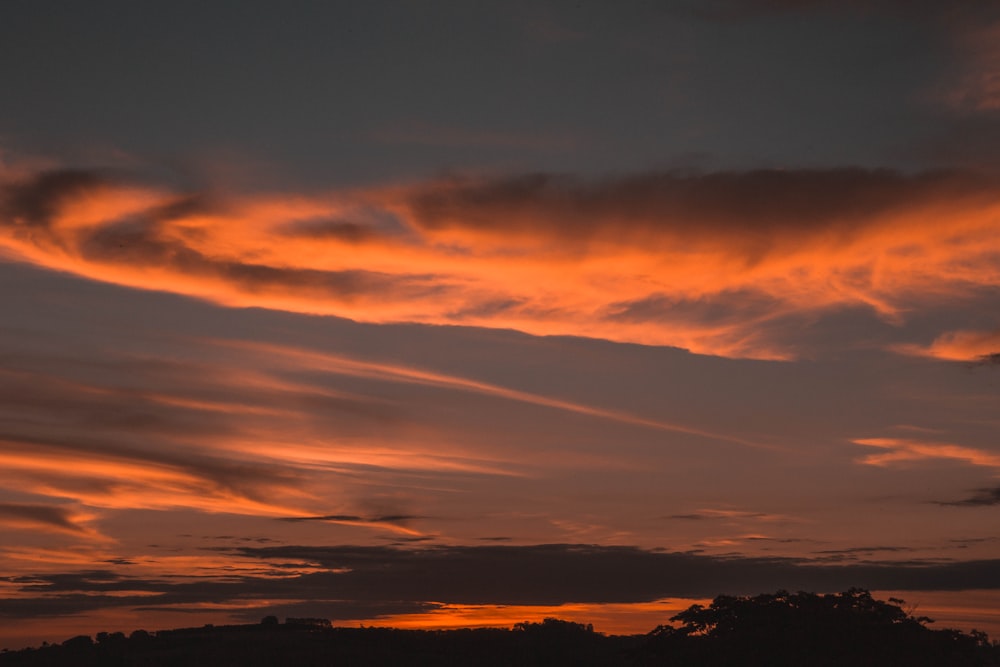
[340,598,710,635]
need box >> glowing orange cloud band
[3,166,1000,359]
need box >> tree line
[1,589,997,666]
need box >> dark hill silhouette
[1,590,997,666]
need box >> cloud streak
[896,329,1000,363]
[853,438,1000,471]
[222,339,768,449]
[3,165,1000,359]
[0,503,98,538]
[937,486,1000,507]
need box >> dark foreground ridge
[2,590,998,666]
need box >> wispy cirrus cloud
[277,513,426,537]
[0,503,101,538]
[3,165,1000,359]
[0,339,511,526]
[852,437,1000,471]
[666,508,796,522]
[895,329,1000,363]
[221,338,765,449]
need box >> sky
[2,0,1000,649]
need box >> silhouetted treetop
[646,589,996,667]
[668,588,928,637]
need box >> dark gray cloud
[813,546,915,555]
[404,169,992,253]
[0,364,234,439]
[211,544,1000,600]
[0,427,302,509]
[279,219,383,244]
[952,537,1000,545]
[1,169,108,230]
[278,514,423,526]
[938,486,1000,507]
[77,216,431,303]
[5,544,1000,620]
[808,546,921,563]
[0,502,86,534]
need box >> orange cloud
[895,329,1000,362]
[853,437,1000,471]
[0,345,555,535]
[3,166,1000,359]
[0,439,309,518]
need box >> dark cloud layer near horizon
[4,544,999,620]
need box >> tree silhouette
[643,589,996,667]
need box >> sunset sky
[2,0,1000,649]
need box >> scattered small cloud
[936,486,1000,507]
[894,329,1000,363]
[665,509,794,522]
[814,545,915,554]
[852,438,1000,471]
[277,514,425,536]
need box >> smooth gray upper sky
[0,1,975,183]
